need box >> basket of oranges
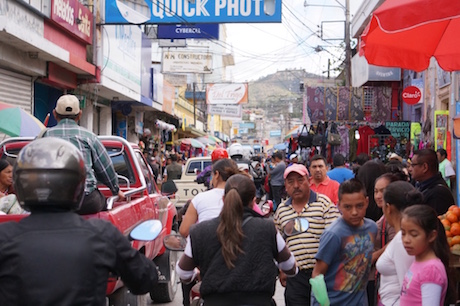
[440,205,460,255]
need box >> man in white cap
[288,153,299,166]
[274,164,340,306]
[42,94,125,214]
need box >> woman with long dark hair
[176,174,297,306]
[375,181,423,306]
[179,158,240,237]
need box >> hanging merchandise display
[434,110,449,150]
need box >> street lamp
[305,0,351,87]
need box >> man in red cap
[274,164,340,306]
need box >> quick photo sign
[105,0,281,24]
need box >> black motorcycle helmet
[13,137,86,211]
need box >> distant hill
[247,69,325,108]
[246,69,327,122]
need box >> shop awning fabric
[360,0,460,72]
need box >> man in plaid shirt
[43,95,125,214]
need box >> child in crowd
[311,179,377,305]
[399,205,453,306]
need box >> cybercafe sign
[105,0,281,24]
[51,0,93,44]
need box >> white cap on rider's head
[284,164,309,179]
[55,95,80,116]
[290,154,298,161]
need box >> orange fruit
[447,212,458,223]
[452,236,460,246]
[448,237,454,247]
[442,219,451,231]
[447,230,453,238]
[449,205,457,212]
[451,223,460,236]
[453,207,460,218]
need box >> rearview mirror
[164,234,187,251]
[284,218,309,237]
[129,220,163,241]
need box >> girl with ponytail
[176,174,297,306]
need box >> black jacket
[418,172,455,215]
[190,208,279,306]
[0,211,158,306]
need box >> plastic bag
[309,274,330,306]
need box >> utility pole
[193,82,196,127]
[344,0,351,87]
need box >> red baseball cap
[284,164,309,179]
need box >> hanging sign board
[105,0,281,24]
[206,83,248,104]
[157,24,219,39]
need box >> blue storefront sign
[105,0,281,24]
[158,24,219,39]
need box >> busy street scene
[1,0,460,305]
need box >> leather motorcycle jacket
[0,211,158,306]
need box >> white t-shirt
[376,231,415,306]
[192,188,225,223]
[444,159,455,177]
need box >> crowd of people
[0,94,458,305]
[175,145,457,306]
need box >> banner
[162,50,213,74]
[158,24,219,39]
[105,0,282,24]
[206,83,248,104]
[208,104,242,118]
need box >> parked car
[0,136,179,305]
[173,156,212,208]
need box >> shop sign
[239,122,255,129]
[402,86,422,105]
[105,0,281,24]
[206,83,248,105]
[102,25,142,95]
[158,24,219,39]
[208,104,242,118]
[162,50,213,74]
[0,0,44,37]
[51,0,93,44]
[385,121,411,139]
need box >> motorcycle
[163,217,309,306]
[163,235,203,306]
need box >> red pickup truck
[0,136,178,305]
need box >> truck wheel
[108,286,147,306]
[150,249,178,303]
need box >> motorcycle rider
[0,137,158,305]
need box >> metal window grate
[363,87,374,118]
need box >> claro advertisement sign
[105,0,281,24]
[51,0,93,44]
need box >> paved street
[145,279,286,306]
